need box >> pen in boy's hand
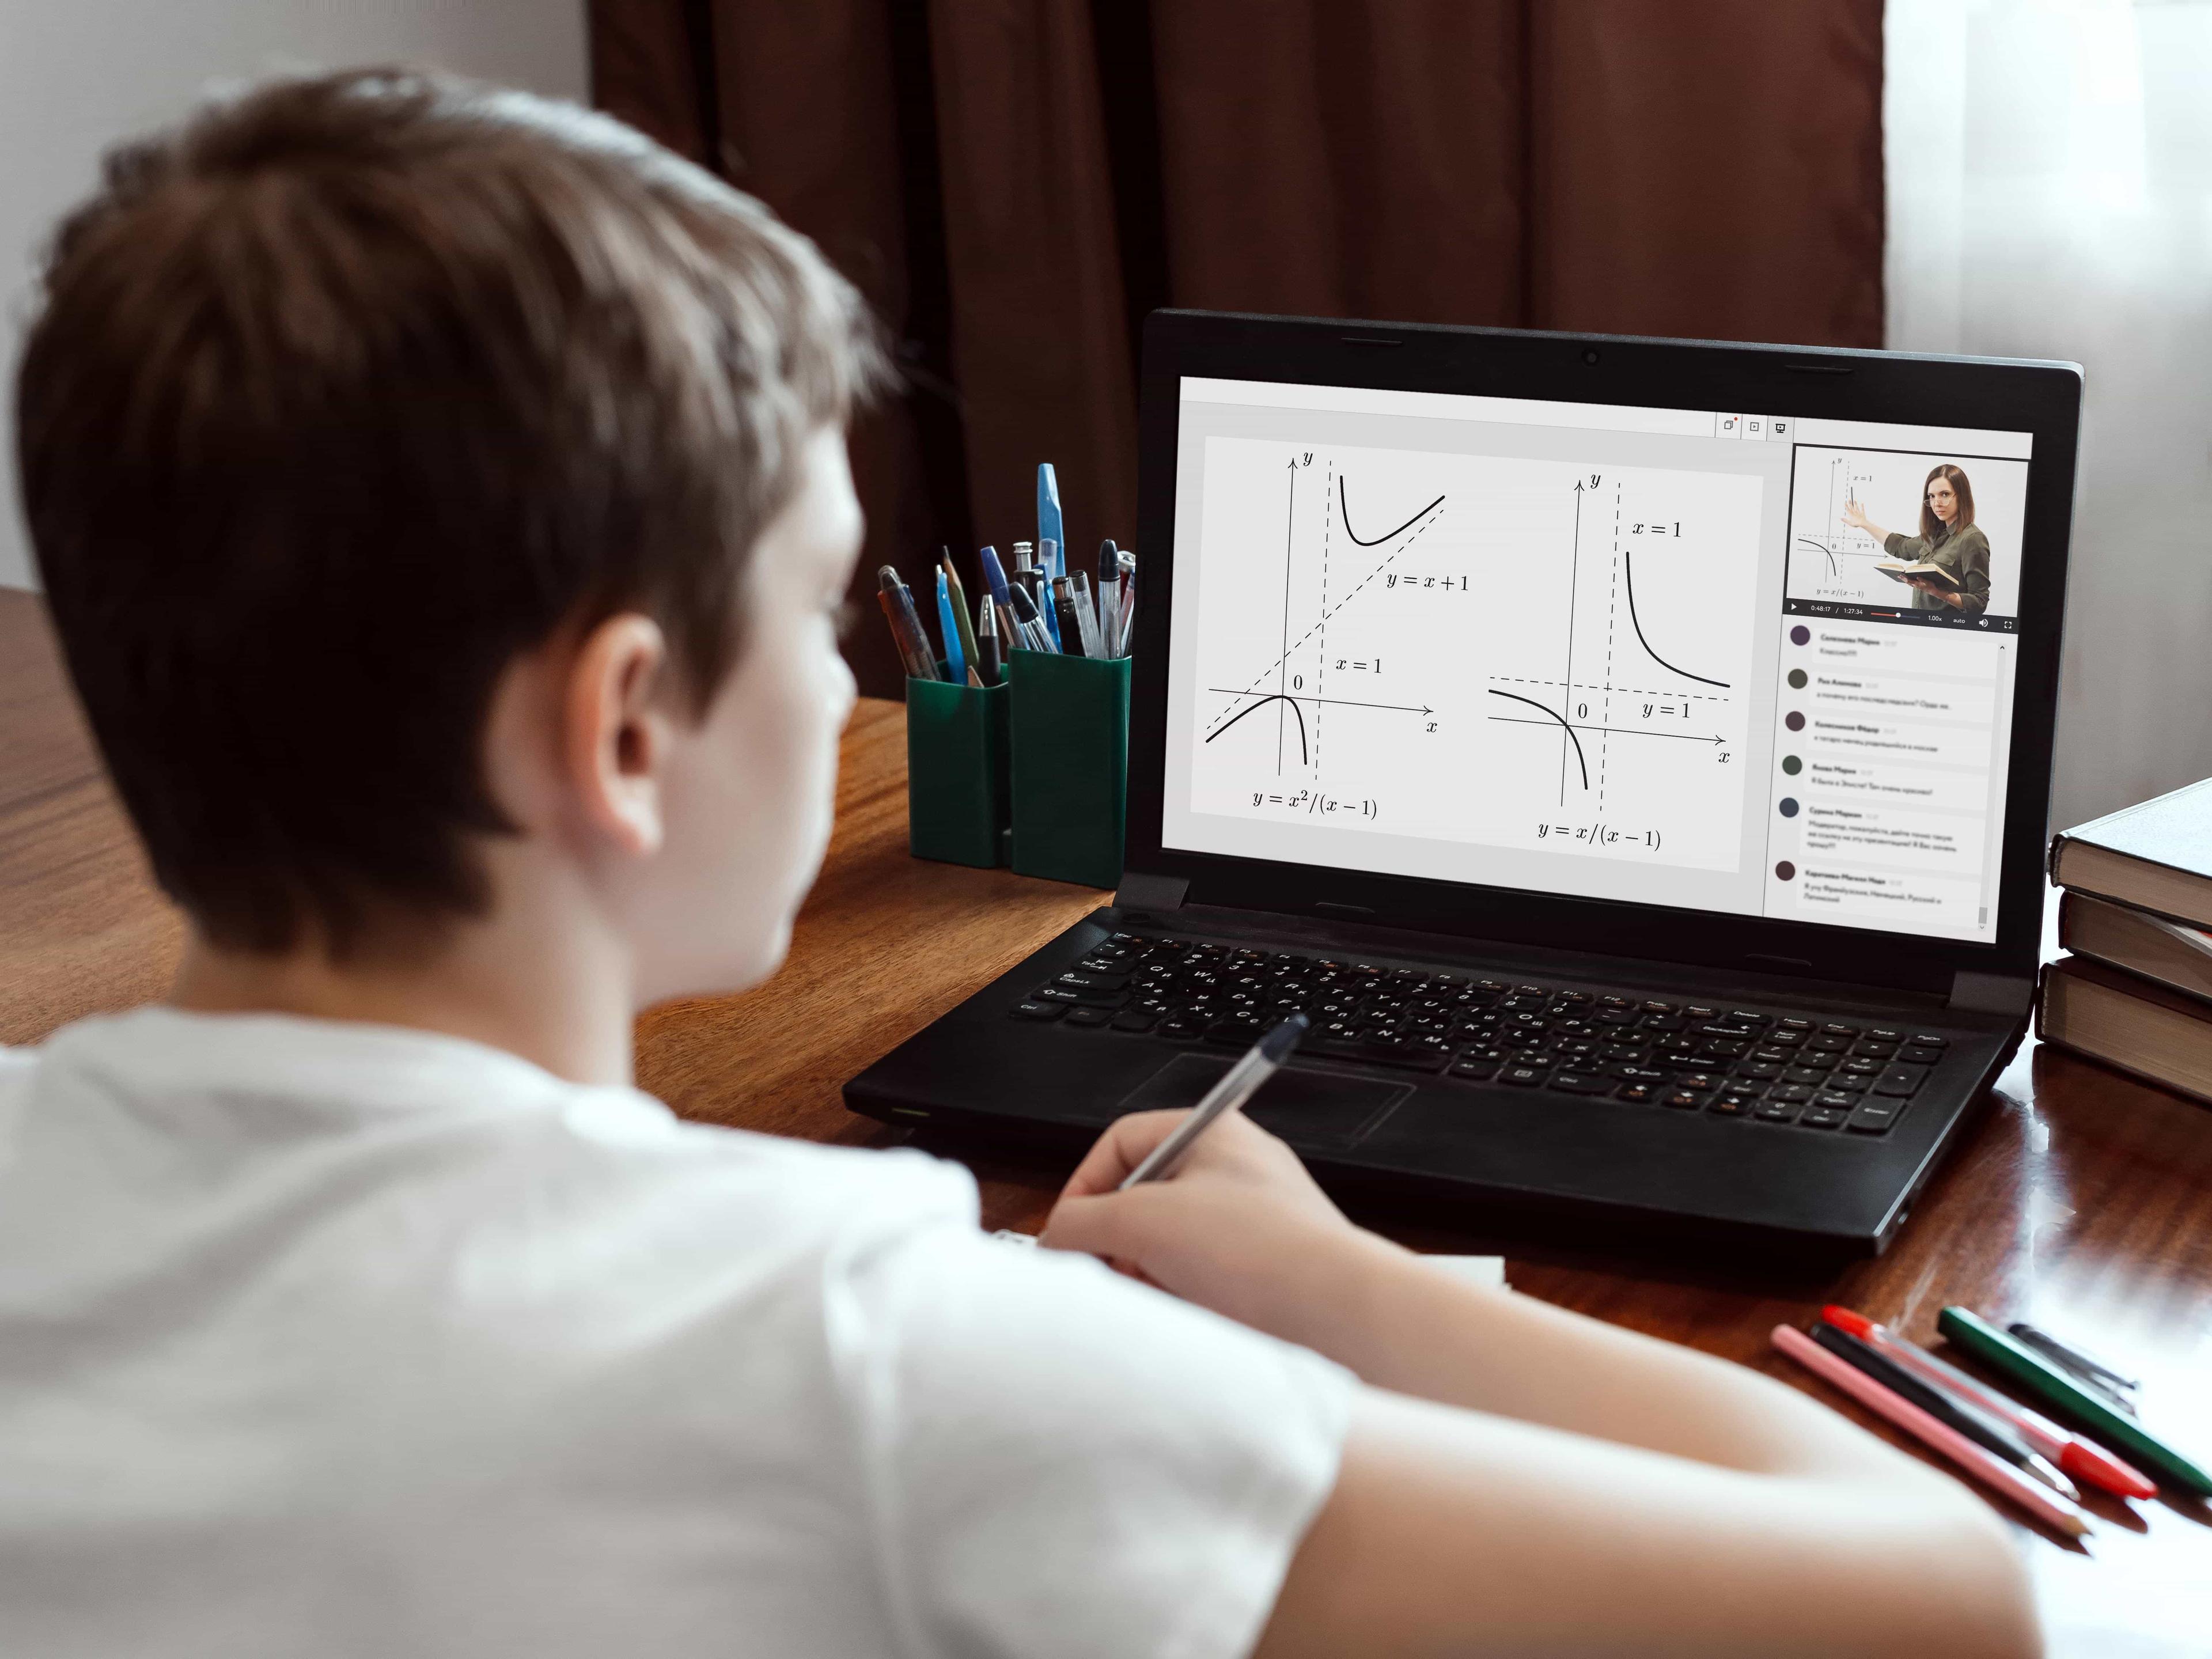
[1120,1014,1308,1190]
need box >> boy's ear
[563,612,672,858]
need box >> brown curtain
[592,1,1884,698]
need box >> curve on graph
[1624,549,1730,689]
[1339,475,1446,547]
[1486,689,1586,791]
[1203,692,1309,767]
[1794,536,1839,580]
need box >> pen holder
[1009,649,1129,888]
[906,670,1010,868]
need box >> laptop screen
[1161,376,2033,945]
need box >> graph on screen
[1186,437,1764,872]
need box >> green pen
[1938,1308,2212,1498]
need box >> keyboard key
[1873,1066,1925,1097]
[1738,1062,1783,1081]
[1159,1013,1208,1039]
[1851,1040,1898,1060]
[1838,1058,1882,1077]
[1825,1073,1869,1093]
[1111,1009,1161,1032]
[1664,1090,1706,1109]
[1055,970,1128,991]
[1801,1107,1849,1130]
[1675,1071,1724,1092]
[1769,1084,1814,1104]
[1777,1017,1815,1033]
[1806,1034,1851,1054]
[1685,1005,1718,1020]
[1706,1096,1751,1116]
[1907,1033,1949,1047]
[1698,1039,1749,1060]
[1813,1091,1859,1111]
[1751,1046,1794,1065]
[1728,1010,1773,1027]
[1847,1103,1902,1134]
[1783,1067,1831,1087]
[1063,1005,1115,1027]
[1822,1023,1861,1037]
[1897,1045,1942,1066]
[1763,1027,1806,1047]
[1866,1027,1906,1043]
[1611,1065,1669,1085]
[1501,1065,1549,1087]
[1033,986,1086,1003]
[1011,999,1066,1020]
[1550,1071,1615,1096]
[1450,1059,1499,1081]
[1616,1084,1656,1103]
[1755,1101,1801,1123]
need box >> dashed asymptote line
[1200,478,1446,741]
[1203,692,1308,766]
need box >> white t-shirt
[0,1008,1351,1659]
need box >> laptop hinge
[1948,970,2034,1016]
[1113,872,1189,912]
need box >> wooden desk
[3,588,2206,1654]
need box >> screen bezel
[1126,309,2081,995]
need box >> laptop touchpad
[1115,1056,1408,1150]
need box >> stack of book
[2042,777,2212,1104]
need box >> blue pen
[978,545,1014,612]
[935,569,966,685]
[1037,463,1063,566]
[1037,544,1062,648]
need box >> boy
[3,71,2038,1658]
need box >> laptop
[847,310,2081,1259]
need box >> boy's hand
[1041,1110,1403,1349]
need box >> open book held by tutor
[1875,559,1964,591]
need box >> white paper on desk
[1422,1255,1509,1289]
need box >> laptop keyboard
[1009,933,1949,1135]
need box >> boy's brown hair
[15,69,881,957]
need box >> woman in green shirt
[1840,463,1990,616]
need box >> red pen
[1823,1306,2156,1501]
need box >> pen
[2010,1321,2141,1404]
[1809,1323,2076,1498]
[1114,556,1137,657]
[1940,1307,2212,1496]
[1772,1325,2093,1538]
[1120,1014,1308,1188]
[1005,584,1056,653]
[941,551,983,684]
[934,568,967,687]
[1096,539,1120,658]
[1823,1306,2155,1499]
[976,595,1002,685]
[979,545,1014,613]
[1070,573,1105,658]
[1041,554,1066,650]
[1037,463,1063,570]
[1051,575,1088,659]
[878,567,940,680]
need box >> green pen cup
[1009,649,1129,888]
[905,668,1010,868]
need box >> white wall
[0,0,590,590]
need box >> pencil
[1772,1325,2092,1538]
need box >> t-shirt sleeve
[822,1223,1356,1659]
